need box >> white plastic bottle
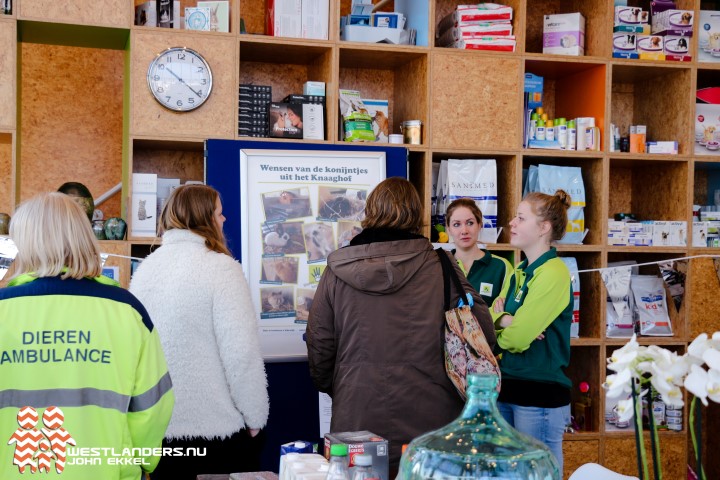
[546,120,555,142]
[326,444,350,480]
[567,120,577,150]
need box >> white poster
[240,149,386,361]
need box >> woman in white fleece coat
[130,184,269,478]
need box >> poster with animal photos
[240,150,386,326]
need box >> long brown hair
[160,184,231,256]
[523,189,571,241]
[362,177,423,234]
[445,198,483,225]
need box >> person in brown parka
[306,177,496,473]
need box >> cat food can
[401,120,422,145]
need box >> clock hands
[165,66,202,98]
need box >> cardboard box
[131,173,158,238]
[615,6,647,26]
[362,99,389,143]
[629,133,646,153]
[613,31,637,53]
[302,0,328,39]
[543,13,585,56]
[302,103,324,140]
[652,9,694,34]
[613,51,639,59]
[613,24,649,33]
[197,1,230,32]
[267,0,302,37]
[637,34,664,54]
[324,431,388,480]
[693,221,709,247]
[303,81,326,96]
[268,103,304,139]
[646,141,678,154]
[135,1,157,26]
[695,103,720,156]
[340,24,410,44]
[699,10,720,63]
[652,221,687,246]
[524,73,543,110]
[661,34,690,55]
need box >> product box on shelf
[615,6,648,26]
[267,0,302,37]
[652,221,687,246]
[361,99,389,143]
[613,31,637,53]
[324,431,388,480]
[699,10,720,62]
[301,0,329,39]
[268,103,304,139]
[613,24,649,34]
[135,1,157,26]
[646,141,678,154]
[637,34,664,58]
[197,1,230,32]
[693,221,708,247]
[131,173,158,238]
[652,9,694,34]
[543,12,585,56]
[695,103,720,155]
[303,81,326,96]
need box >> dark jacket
[306,230,496,468]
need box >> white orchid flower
[688,332,720,364]
[615,397,636,422]
[685,364,710,406]
[703,348,720,372]
[608,334,641,371]
[707,369,720,404]
[604,369,633,398]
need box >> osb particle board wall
[19,43,124,218]
[0,20,16,131]
[19,0,132,28]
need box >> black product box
[283,94,326,105]
[239,84,272,94]
[268,103,304,139]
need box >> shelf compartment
[19,40,124,218]
[566,345,602,433]
[134,0,240,34]
[20,1,132,29]
[340,0,430,47]
[695,68,720,159]
[0,132,14,214]
[606,251,689,341]
[431,50,522,150]
[432,152,518,245]
[611,63,693,155]
[524,0,611,58]
[524,58,607,151]
[686,255,720,339]
[131,30,238,139]
[608,158,689,223]
[240,39,333,142]
[433,0,523,51]
[99,240,131,289]
[131,138,205,184]
[339,47,428,145]
[557,251,603,339]
[522,155,605,247]
[407,150,431,233]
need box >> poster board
[205,140,408,361]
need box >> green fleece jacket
[491,248,573,388]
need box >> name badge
[480,282,493,296]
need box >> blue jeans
[497,402,570,473]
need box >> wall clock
[147,47,213,112]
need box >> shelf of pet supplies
[523,52,608,66]
[604,337,688,347]
[554,244,604,252]
[570,338,603,346]
[697,62,720,71]
[520,148,605,158]
[249,136,332,145]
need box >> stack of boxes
[608,219,687,247]
[612,2,693,61]
[542,12,585,56]
[266,0,329,39]
[436,3,515,52]
[340,2,412,45]
[239,84,272,138]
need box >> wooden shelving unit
[2,1,720,477]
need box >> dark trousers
[150,429,265,479]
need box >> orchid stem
[646,389,661,480]
[632,380,650,480]
[690,396,707,480]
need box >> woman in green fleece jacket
[491,189,573,472]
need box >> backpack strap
[435,248,473,310]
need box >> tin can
[401,120,422,145]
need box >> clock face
[147,47,213,112]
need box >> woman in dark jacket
[306,177,496,471]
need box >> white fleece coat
[130,229,269,440]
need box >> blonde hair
[523,189,572,241]
[361,177,423,234]
[10,192,102,279]
[160,184,231,256]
